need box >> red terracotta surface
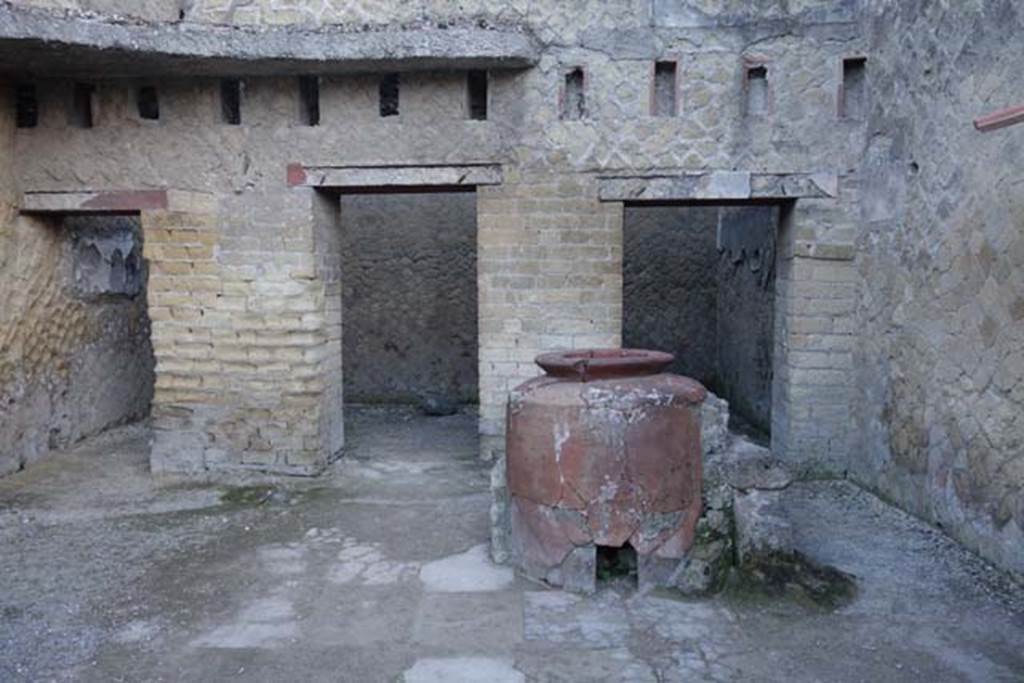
[506,348,706,587]
[535,348,674,381]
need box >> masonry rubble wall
[13,0,185,22]
[716,206,777,434]
[623,206,720,388]
[853,0,1024,578]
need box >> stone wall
[0,210,155,475]
[477,171,622,460]
[853,0,1024,577]
[8,3,868,487]
[10,0,1023,581]
[182,0,857,30]
[14,0,186,21]
[340,192,478,405]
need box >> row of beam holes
[11,71,489,129]
[14,82,160,128]
[559,57,867,120]
[13,59,867,129]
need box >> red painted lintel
[974,104,1024,133]
[21,189,169,214]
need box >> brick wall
[772,201,858,476]
[146,189,343,475]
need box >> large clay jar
[506,348,706,592]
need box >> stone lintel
[791,240,855,261]
[597,172,839,202]
[0,4,538,78]
[288,163,504,190]
[20,190,169,215]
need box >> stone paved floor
[1,408,1022,682]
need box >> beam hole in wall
[220,78,242,125]
[562,67,586,120]
[467,69,488,120]
[299,75,320,126]
[622,204,779,440]
[379,73,400,117]
[653,61,677,117]
[339,190,478,416]
[70,82,95,128]
[840,57,867,119]
[745,64,768,116]
[15,83,38,128]
[137,86,159,120]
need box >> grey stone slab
[523,591,631,648]
[412,592,523,651]
[598,172,839,202]
[0,4,539,78]
[294,164,503,189]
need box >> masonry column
[478,169,623,561]
[144,188,343,476]
[772,199,858,476]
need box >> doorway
[622,204,778,439]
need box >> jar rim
[535,348,674,381]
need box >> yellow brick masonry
[143,190,339,475]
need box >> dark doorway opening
[340,191,478,415]
[622,204,778,440]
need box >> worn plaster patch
[419,544,514,592]
[523,590,630,648]
[192,594,298,649]
[112,619,160,644]
[403,656,525,683]
[258,543,307,575]
[327,537,419,586]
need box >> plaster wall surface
[340,192,478,406]
[12,0,861,28]
[854,0,1024,577]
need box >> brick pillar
[144,188,343,476]
[772,200,857,476]
[309,188,344,462]
[479,169,622,561]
